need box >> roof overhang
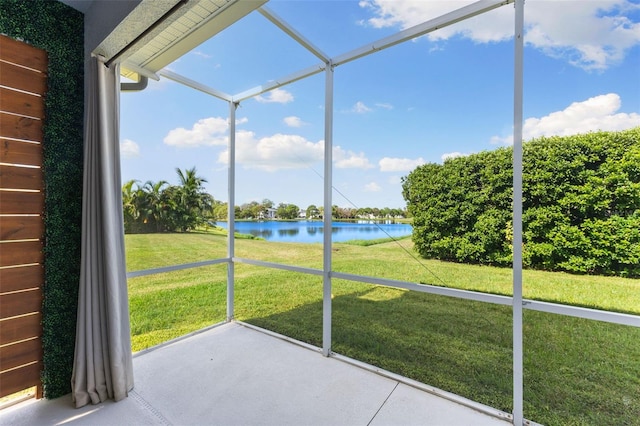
[93,0,511,103]
[94,0,267,82]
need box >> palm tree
[122,167,215,233]
[174,167,209,231]
[142,180,169,232]
[122,179,140,232]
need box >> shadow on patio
[0,322,510,425]
[244,286,513,412]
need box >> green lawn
[126,232,640,426]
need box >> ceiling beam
[232,62,326,103]
[333,0,512,66]
[121,61,160,81]
[150,0,512,104]
[258,6,330,63]
[158,69,232,102]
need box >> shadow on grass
[247,286,513,413]
[245,285,640,426]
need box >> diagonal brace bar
[232,63,326,103]
[158,69,232,102]
[333,0,512,66]
[258,6,331,63]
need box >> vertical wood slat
[0,113,44,142]
[0,35,47,72]
[0,362,41,399]
[0,88,44,118]
[0,139,43,166]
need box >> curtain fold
[72,56,134,408]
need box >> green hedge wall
[0,0,84,398]
[403,128,640,277]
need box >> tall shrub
[403,128,640,277]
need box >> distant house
[259,208,277,220]
[358,213,376,220]
[299,209,306,219]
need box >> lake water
[217,220,412,243]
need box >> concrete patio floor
[1,322,512,425]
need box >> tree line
[402,127,640,277]
[122,168,407,233]
[223,200,407,221]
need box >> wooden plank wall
[0,34,47,399]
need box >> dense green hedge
[0,0,84,398]
[402,128,640,277]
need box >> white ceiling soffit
[94,0,183,72]
[95,0,267,81]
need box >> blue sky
[120,0,640,210]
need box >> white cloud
[213,130,374,172]
[359,0,640,70]
[492,93,640,144]
[164,117,229,147]
[441,152,467,162]
[218,132,323,171]
[255,88,294,104]
[334,147,374,169]
[120,139,140,159]
[284,116,307,127]
[379,157,425,172]
[352,101,372,113]
[192,51,212,59]
[524,1,640,71]
[344,101,394,113]
[163,117,248,147]
[375,102,394,110]
[365,181,382,192]
[360,0,515,41]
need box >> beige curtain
[71,56,134,408]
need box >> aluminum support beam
[332,0,512,67]
[126,255,640,329]
[126,258,229,279]
[322,62,334,357]
[512,0,525,424]
[332,272,513,306]
[234,257,324,276]
[227,101,238,321]
[121,61,160,81]
[232,1,511,104]
[524,301,640,328]
[159,69,232,101]
[232,63,326,102]
[258,6,330,62]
